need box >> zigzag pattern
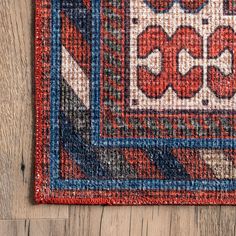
[59,0,236,181]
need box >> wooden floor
[0,0,236,235]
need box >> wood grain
[0,0,236,235]
[0,0,68,219]
[0,220,67,236]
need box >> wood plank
[66,206,236,236]
[128,206,197,236]
[66,206,104,236]
[0,219,67,236]
[29,219,67,236]
[0,208,236,236]
[0,220,27,236]
[197,206,236,236]
[0,0,68,219]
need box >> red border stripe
[172,149,216,179]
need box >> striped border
[35,0,236,204]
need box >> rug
[35,0,236,204]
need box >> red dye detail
[82,0,91,10]
[207,27,236,98]
[61,12,91,77]
[137,26,203,98]
[172,149,216,179]
[60,149,86,179]
[145,0,208,12]
[123,149,164,179]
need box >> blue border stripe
[91,0,101,144]
[91,137,236,148]
[50,0,61,182]
[51,179,236,191]
[49,0,236,191]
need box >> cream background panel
[129,0,236,111]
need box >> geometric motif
[35,0,236,204]
[91,0,236,147]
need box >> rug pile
[35,0,236,204]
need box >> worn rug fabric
[35,0,236,204]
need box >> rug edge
[34,0,236,205]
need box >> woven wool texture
[35,0,236,204]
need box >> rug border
[34,0,236,205]
[35,0,48,204]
